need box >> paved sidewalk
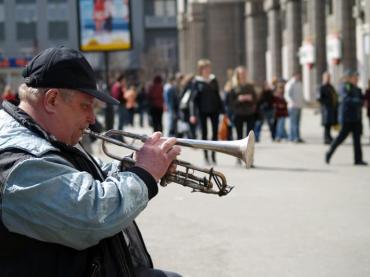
[93,108,370,277]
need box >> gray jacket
[0,102,156,276]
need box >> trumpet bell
[175,131,255,168]
[240,131,255,168]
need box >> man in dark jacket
[325,69,367,166]
[0,47,182,276]
[317,72,338,144]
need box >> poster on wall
[77,0,132,52]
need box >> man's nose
[87,109,96,124]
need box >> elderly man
[0,47,182,276]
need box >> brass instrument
[84,129,255,196]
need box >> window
[17,22,37,40]
[16,0,36,3]
[47,3,68,40]
[0,23,4,41]
[0,3,4,41]
[155,37,177,62]
[48,21,68,40]
[15,3,37,40]
[154,0,176,16]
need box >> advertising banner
[78,0,132,52]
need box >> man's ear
[43,89,60,113]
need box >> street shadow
[219,164,333,173]
[251,165,332,173]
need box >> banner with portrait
[77,0,132,52]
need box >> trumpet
[84,129,255,196]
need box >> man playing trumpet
[0,47,182,277]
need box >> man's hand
[135,132,181,182]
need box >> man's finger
[168,163,177,174]
[146,132,162,145]
[166,145,181,161]
[160,137,177,153]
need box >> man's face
[53,91,96,145]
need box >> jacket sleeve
[214,79,225,113]
[284,82,293,105]
[1,154,153,250]
[189,82,198,117]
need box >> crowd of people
[84,58,368,166]
[1,58,369,166]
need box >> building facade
[0,0,178,91]
[178,0,370,101]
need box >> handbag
[218,115,229,140]
[179,89,192,111]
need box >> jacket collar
[2,100,57,143]
[195,74,216,83]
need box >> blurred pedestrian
[147,75,164,132]
[163,75,178,136]
[317,72,338,144]
[230,66,257,139]
[364,79,370,144]
[111,74,127,131]
[178,74,196,139]
[273,81,289,141]
[190,59,223,164]
[136,82,148,128]
[285,72,305,143]
[229,66,257,163]
[325,69,367,166]
[2,85,19,106]
[255,81,275,142]
[124,84,137,126]
[222,69,235,141]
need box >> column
[245,1,267,85]
[188,2,206,74]
[178,11,188,73]
[306,0,326,101]
[264,0,282,81]
[334,0,357,73]
[282,0,302,77]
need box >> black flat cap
[22,47,119,104]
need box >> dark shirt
[338,82,363,124]
[229,83,257,116]
[191,76,223,115]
